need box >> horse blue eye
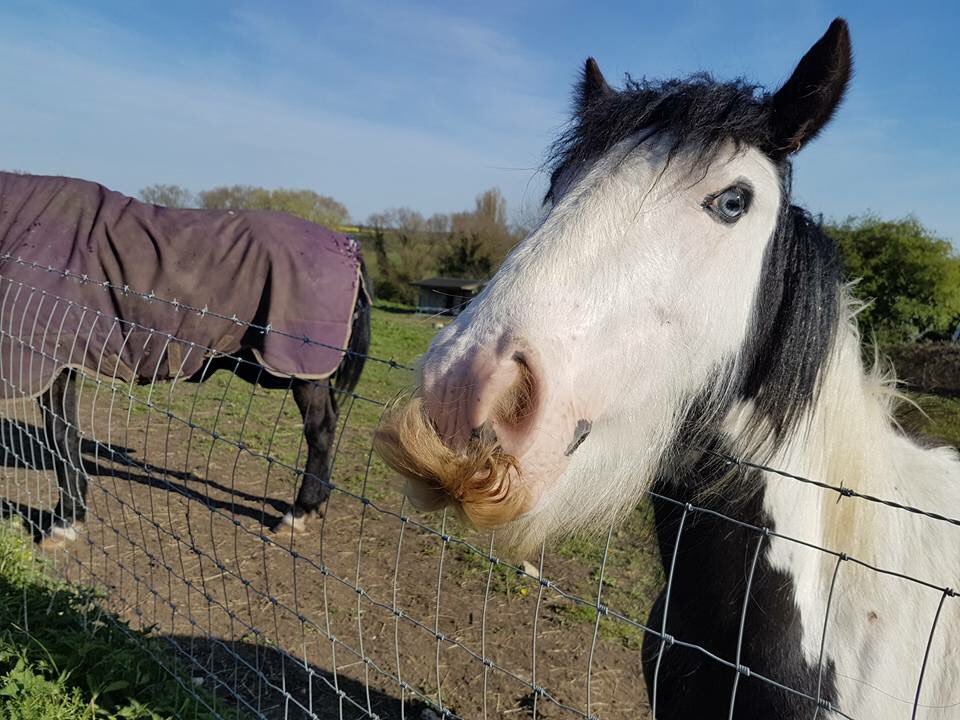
[705,186,751,223]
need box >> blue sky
[1,1,958,242]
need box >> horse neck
[740,315,905,559]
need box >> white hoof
[49,524,78,542]
[275,511,308,534]
[39,523,78,549]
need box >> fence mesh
[0,257,956,719]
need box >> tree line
[365,188,525,303]
[138,183,527,305]
[139,184,350,228]
[137,182,958,344]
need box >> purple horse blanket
[0,172,367,401]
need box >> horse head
[376,19,852,552]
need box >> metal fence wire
[0,257,956,719]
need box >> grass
[112,304,440,497]
[550,502,664,650]
[0,520,238,720]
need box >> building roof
[410,277,486,291]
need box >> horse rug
[0,172,367,401]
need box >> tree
[197,185,349,227]
[364,187,523,305]
[366,208,438,303]
[437,234,493,278]
[195,184,266,211]
[829,215,960,343]
[139,184,195,208]
[448,188,517,268]
[267,189,349,227]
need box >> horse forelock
[545,74,777,203]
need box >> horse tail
[333,258,371,396]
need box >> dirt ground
[0,370,659,719]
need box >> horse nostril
[421,340,542,456]
[470,424,499,445]
[494,352,538,430]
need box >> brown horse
[0,171,370,545]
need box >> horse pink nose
[422,341,541,458]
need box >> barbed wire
[0,260,956,718]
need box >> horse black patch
[644,451,839,719]
[564,419,593,456]
[735,197,841,447]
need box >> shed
[410,277,486,316]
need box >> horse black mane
[546,74,779,201]
[547,71,843,449]
[740,197,841,442]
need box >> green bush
[830,215,960,344]
[436,234,494,278]
[373,276,405,303]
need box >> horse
[0,171,370,546]
[374,19,960,718]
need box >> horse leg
[276,378,338,533]
[38,370,86,546]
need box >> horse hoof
[38,523,78,550]
[273,511,308,534]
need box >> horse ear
[577,57,613,111]
[771,18,852,155]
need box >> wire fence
[0,256,957,719]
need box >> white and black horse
[375,19,959,718]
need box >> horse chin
[375,396,522,523]
[375,394,586,537]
